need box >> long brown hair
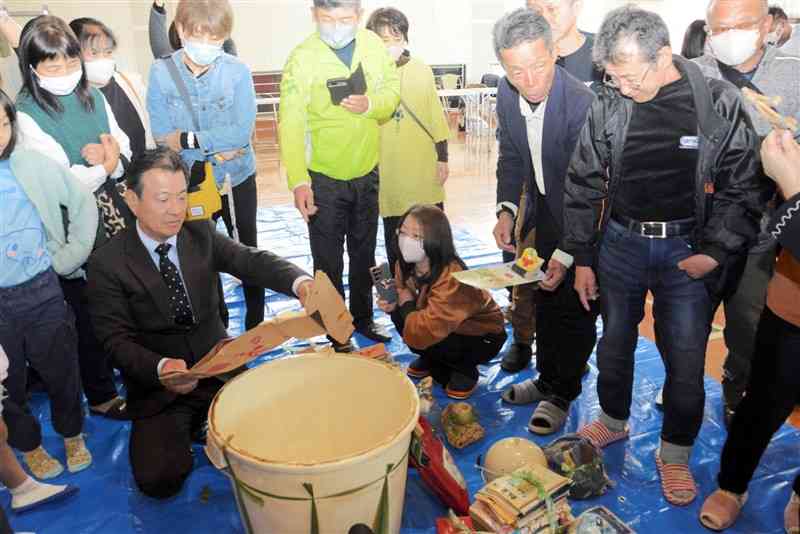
[396,204,466,286]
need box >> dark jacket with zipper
[562,55,766,296]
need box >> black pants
[309,169,379,326]
[0,506,11,534]
[60,277,119,407]
[216,173,263,331]
[383,203,443,274]
[720,248,774,406]
[0,270,83,451]
[413,331,507,383]
[534,265,598,403]
[129,378,222,499]
[718,307,800,496]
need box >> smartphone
[370,263,397,304]
[327,78,352,105]
[327,64,367,106]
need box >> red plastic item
[435,516,475,534]
[409,416,471,515]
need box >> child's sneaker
[445,372,478,400]
[407,357,433,379]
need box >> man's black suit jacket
[87,221,308,418]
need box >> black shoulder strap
[716,60,763,94]
[163,58,200,131]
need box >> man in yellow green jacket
[279,0,400,350]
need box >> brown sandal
[786,492,800,534]
[699,489,747,531]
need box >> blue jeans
[597,219,712,448]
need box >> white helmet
[481,437,547,482]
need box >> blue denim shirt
[147,50,257,188]
[0,160,51,287]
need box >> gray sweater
[148,3,237,59]
[693,46,800,138]
[694,46,800,251]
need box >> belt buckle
[641,221,667,239]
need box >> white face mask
[85,58,115,85]
[387,45,405,61]
[398,234,426,264]
[318,22,357,50]
[708,28,761,66]
[34,67,83,96]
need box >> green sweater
[279,29,400,189]
[16,88,109,166]
[10,148,98,278]
[379,57,450,217]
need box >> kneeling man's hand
[159,358,198,395]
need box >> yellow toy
[511,248,542,277]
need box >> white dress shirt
[518,94,574,269]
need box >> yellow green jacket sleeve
[278,41,314,190]
[364,39,401,122]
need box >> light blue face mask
[318,22,357,50]
[183,39,223,66]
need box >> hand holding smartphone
[370,263,397,304]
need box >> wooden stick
[742,87,782,108]
[742,87,798,133]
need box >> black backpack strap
[716,60,763,94]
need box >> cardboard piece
[160,271,354,385]
[452,261,544,290]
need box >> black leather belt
[612,213,696,239]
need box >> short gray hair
[593,5,670,66]
[493,8,553,61]
[313,0,361,8]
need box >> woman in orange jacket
[378,204,507,399]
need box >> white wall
[2,0,782,92]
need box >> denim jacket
[147,50,256,188]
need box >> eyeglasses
[705,17,763,36]
[603,64,652,92]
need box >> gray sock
[659,440,692,464]
[599,411,628,433]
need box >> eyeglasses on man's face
[603,63,653,92]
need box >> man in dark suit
[87,147,312,499]
[500,1,602,377]
[491,8,597,435]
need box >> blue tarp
[4,206,798,534]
